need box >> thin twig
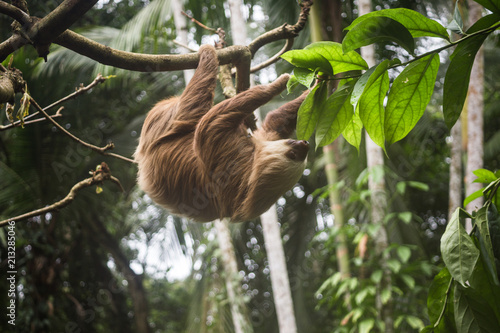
[29,95,135,164]
[181,10,217,33]
[249,38,294,73]
[1,74,108,131]
[0,162,124,226]
[172,39,195,52]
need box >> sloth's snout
[285,140,309,161]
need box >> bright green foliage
[296,83,326,140]
[385,54,440,144]
[474,0,500,14]
[304,42,368,74]
[343,17,416,55]
[344,8,450,40]
[282,41,367,78]
[315,80,355,147]
[443,34,487,128]
[282,3,500,149]
[424,170,500,332]
[440,209,480,287]
[342,111,363,151]
[358,60,390,150]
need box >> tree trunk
[358,0,393,331]
[215,219,254,333]
[465,0,484,231]
[260,207,298,333]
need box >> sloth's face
[249,138,308,188]
[284,139,309,161]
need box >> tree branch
[1,74,107,131]
[0,162,123,226]
[249,38,294,73]
[29,95,135,163]
[247,0,313,56]
[0,1,31,25]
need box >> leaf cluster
[281,3,500,151]
[424,169,500,332]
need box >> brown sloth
[134,45,309,222]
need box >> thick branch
[0,1,31,25]
[0,162,123,226]
[28,0,99,58]
[55,30,251,72]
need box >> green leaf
[351,65,378,108]
[292,67,315,88]
[304,41,368,74]
[467,13,500,34]
[297,83,327,140]
[447,3,465,35]
[359,60,391,149]
[398,212,413,224]
[343,17,415,55]
[345,8,449,40]
[473,168,498,183]
[441,208,480,286]
[443,34,488,128]
[286,74,300,92]
[385,53,440,144]
[401,274,416,289]
[476,206,500,285]
[316,80,355,147]
[405,315,425,330]
[397,246,412,263]
[359,319,375,333]
[473,0,500,15]
[454,284,500,333]
[407,181,430,191]
[281,49,334,76]
[371,270,383,284]
[464,188,484,208]
[342,111,363,151]
[427,268,456,333]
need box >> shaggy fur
[134,45,309,222]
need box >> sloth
[134,45,309,222]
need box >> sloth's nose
[286,140,309,161]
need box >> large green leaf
[476,206,500,285]
[443,34,487,128]
[441,208,480,287]
[358,60,390,149]
[385,53,440,144]
[473,0,500,14]
[304,41,368,74]
[426,268,457,333]
[454,284,500,333]
[316,80,356,147]
[281,50,334,76]
[296,83,327,140]
[343,17,415,55]
[342,111,363,152]
[293,67,316,88]
[345,8,449,40]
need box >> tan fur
[134,45,309,222]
